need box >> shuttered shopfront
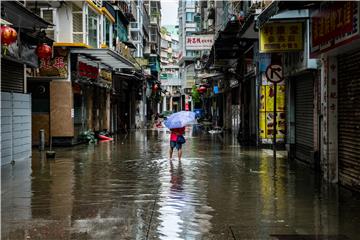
[294,74,314,165]
[1,59,24,93]
[338,49,360,190]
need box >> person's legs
[177,143,182,161]
[169,147,173,159]
[170,141,175,159]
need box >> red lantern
[197,86,207,94]
[152,84,159,92]
[36,43,52,59]
[1,25,17,45]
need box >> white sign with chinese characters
[186,35,214,50]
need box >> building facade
[1,1,53,165]
[23,0,144,146]
[160,27,181,113]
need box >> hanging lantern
[197,85,207,94]
[152,84,159,92]
[1,25,17,45]
[36,43,52,59]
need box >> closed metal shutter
[1,59,24,93]
[338,49,360,190]
[295,74,314,164]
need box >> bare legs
[169,147,174,160]
[169,146,182,161]
[178,148,182,161]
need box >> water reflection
[1,130,360,239]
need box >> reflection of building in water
[157,159,213,239]
[1,160,32,238]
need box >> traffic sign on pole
[265,64,284,84]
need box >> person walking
[169,127,186,161]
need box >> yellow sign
[260,22,303,53]
[259,75,286,142]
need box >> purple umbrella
[164,111,197,129]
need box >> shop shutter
[295,75,314,164]
[1,59,24,93]
[338,49,360,190]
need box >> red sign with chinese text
[311,2,354,47]
[78,62,98,80]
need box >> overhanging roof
[1,1,53,29]
[256,1,320,29]
[70,49,135,70]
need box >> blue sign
[213,86,219,94]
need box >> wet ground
[2,129,360,240]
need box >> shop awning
[1,1,53,30]
[71,48,135,70]
[256,1,320,29]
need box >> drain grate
[270,234,350,240]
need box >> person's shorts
[170,141,182,150]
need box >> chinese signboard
[78,62,98,80]
[39,47,68,78]
[186,35,214,50]
[260,22,303,53]
[259,73,286,143]
[310,2,360,57]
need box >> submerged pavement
[2,129,360,240]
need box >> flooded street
[2,129,360,240]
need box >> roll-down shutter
[295,75,314,164]
[338,49,360,190]
[1,59,24,93]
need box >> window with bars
[72,4,84,43]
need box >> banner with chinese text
[310,1,360,57]
[260,22,303,53]
[39,47,68,78]
[186,35,214,50]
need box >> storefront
[311,1,360,189]
[1,1,52,165]
[281,15,319,166]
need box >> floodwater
[2,129,360,240]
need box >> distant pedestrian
[169,127,186,161]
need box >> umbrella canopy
[164,111,197,129]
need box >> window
[40,8,56,41]
[131,31,139,41]
[72,4,84,42]
[150,28,157,42]
[186,12,194,23]
[88,8,98,48]
[103,18,111,47]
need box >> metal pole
[39,129,45,151]
[273,83,277,159]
